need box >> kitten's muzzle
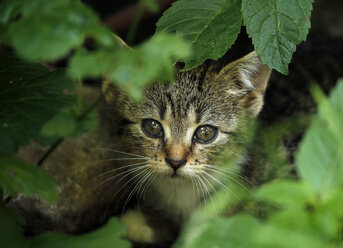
[165,158,186,171]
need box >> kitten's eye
[193,125,218,143]
[141,119,163,138]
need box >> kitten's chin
[168,171,194,182]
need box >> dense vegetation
[1,0,343,247]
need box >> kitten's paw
[121,209,156,243]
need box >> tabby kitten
[102,51,271,243]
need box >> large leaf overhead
[242,0,313,74]
[156,0,242,70]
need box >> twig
[37,88,106,167]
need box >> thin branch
[37,86,106,167]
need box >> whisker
[190,175,198,202]
[95,165,148,188]
[136,170,153,201]
[202,164,253,186]
[195,176,208,209]
[104,168,150,217]
[199,174,217,213]
[202,163,240,173]
[94,157,149,163]
[204,167,252,194]
[138,172,155,202]
[96,147,150,159]
[95,162,148,178]
[191,175,202,208]
[122,169,152,214]
[202,170,246,209]
[135,171,155,211]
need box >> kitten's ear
[216,51,272,117]
[102,80,135,115]
[102,79,118,103]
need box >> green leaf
[0,55,75,153]
[256,180,315,207]
[176,213,331,248]
[0,206,129,248]
[0,203,26,248]
[69,33,191,100]
[242,0,313,74]
[5,0,114,60]
[324,188,343,217]
[41,106,98,138]
[0,0,23,24]
[296,81,343,196]
[156,0,242,70]
[252,222,329,248]
[0,155,58,203]
[269,208,340,241]
[30,218,130,248]
[142,0,159,13]
[174,215,260,248]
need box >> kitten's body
[102,52,271,243]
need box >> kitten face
[131,81,239,180]
[108,52,271,182]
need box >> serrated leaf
[69,33,191,101]
[5,0,114,61]
[296,81,343,196]
[30,218,130,248]
[256,180,315,207]
[0,155,58,203]
[242,0,313,74]
[156,0,242,70]
[0,55,76,153]
[41,106,98,138]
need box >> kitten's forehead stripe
[159,102,166,120]
[166,93,176,118]
[196,63,209,93]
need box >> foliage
[242,0,313,74]
[0,156,58,203]
[68,33,191,100]
[156,0,242,70]
[157,0,313,74]
[175,80,343,248]
[0,203,130,248]
[0,55,76,153]
[1,0,341,248]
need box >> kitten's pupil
[141,119,163,138]
[194,125,218,143]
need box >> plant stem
[76,79,83,116]
[37,138,64,167]
[126,1,145,45]
[37,88,106,167]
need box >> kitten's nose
[165,158,186,170]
